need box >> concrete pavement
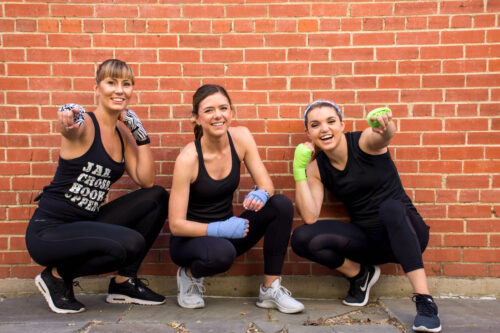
[0,293,498,332]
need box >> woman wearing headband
[291,101,441,332]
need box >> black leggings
[25,186,168,281]
[169,194,293,278]
[291,199,430,273]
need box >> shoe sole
[256,299,304,314]
[342,265,381,307]
[412,324,442,332]
[106,294,166,305]
[35,274,85,314]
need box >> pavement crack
[73,320,104,333]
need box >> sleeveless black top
[186,132,240,223]
[316,131,418,229]
[36,112,125,221]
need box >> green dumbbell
[366,107,391,128]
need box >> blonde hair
[95,59,134,85]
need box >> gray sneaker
[176,267,205,309]
[256,277,304,314]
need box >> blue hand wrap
[244,189,269,206]
[206,216,247,239]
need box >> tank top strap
[116,127,125,162]
[87,112,100,142]
[194,138,205,172]
[227,131,239,164]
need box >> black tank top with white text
[316,131,418,227]
[36,112,125,221]
[187,132,240,223]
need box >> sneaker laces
[72,281,83,291]
[412,294,436,317]
[270,285,292,301]
[186,277,205,297]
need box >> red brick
[427,219,463,232]
[266,34,307,47]
[444,60,487,74]
[445,118,488,131]
[222,35,264,48]
[376,47,419,60]
[238,49,279,62]
[449,205,492,218]
[226,64,267,76]
[336,76,376,89]
[138,5,180,18]
[227,4,267,18]
[96,5,137,18]
[464,249,500,263]
[16,19,37,32]
[5,4,49,17]
[419,161,462,174]
[60,20,82,33]
[7,92,50,105]
[51,4,93,17]
[353,32,394,46]
[423,248,461,262]
[379,76,420,89]
[94,35,134,47]
[268,63,309,76]
[159,49,200,63]
[400,175,442,188]
[49,34,91,47]
[422,133,466,146]
[441,0,485,13]
[442,30,485,44]
[351,3,392,17]
[183,5,224,18]
[0,252,31,264]
[464,160,500,173]
[423,75,465,88]
[444,264,487,277]
[397,32,439,45]
[445,234,488,247]
[246,78,286,91]
[447,175,489,189]
[395,2,437,15]
[441,147,483,160]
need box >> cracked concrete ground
[0,295,498,332]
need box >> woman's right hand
[58,103,86,131]
[206,216,249,239]
[293,142,314,182]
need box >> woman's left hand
[243,188,269,212]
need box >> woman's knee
[267,193,294,221]
[379,199,406,229]
[195,241,236,275]
[291,225,313,255]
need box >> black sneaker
[106,277,166,305]
[35,268,85,314]
[412,294,441,332]
[342,265,380,307]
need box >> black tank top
[316,131,418,227]
[186,132,240,223]
[36,112,125,221]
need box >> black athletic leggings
[169,194,293,278]
[291,199,430,273]
[25,186,168,281]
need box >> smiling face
[194,92,233,138]
[306,105,345,151]
[95,77,133,112]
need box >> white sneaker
[256,277,304,314]
[176,267,205,309]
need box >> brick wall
[0,1,499,280]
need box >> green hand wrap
[293,143,313,182]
